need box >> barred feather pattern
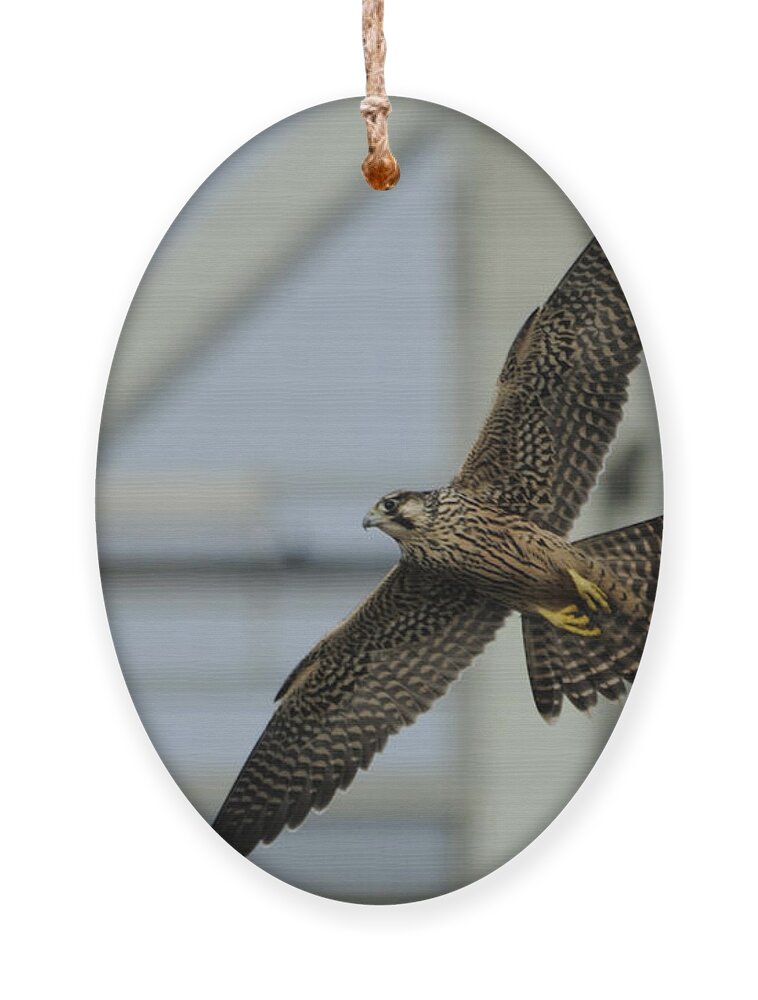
[522,517,662,718]
[212,240,662,855]
[453,239,642,537]
[212,564,507,855]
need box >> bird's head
[362,490,435,542]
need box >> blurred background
[97,98,662,903]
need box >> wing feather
[451,239,642,535]
[212,564,508,854]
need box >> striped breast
[400,490,569,610]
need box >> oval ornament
[98,98,663,903]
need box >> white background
[3,1,755,996]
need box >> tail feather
[577,516,662,614]
[523,516,661,720]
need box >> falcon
[212,239,662,855]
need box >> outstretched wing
[212,564,507,855]
[451,239,641,536]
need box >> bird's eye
[382,498,398,514]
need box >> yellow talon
[568,568,611,614]
[537,603,602,637]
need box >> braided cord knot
[360,1,400,190]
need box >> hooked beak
[362,510,382,530]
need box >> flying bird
[212,239,662,856]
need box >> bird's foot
[568,568,611,614]
[537,603,601,637]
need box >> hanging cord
[360,0,400,190]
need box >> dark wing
[212,564,507,855]
[451,239,642,536]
